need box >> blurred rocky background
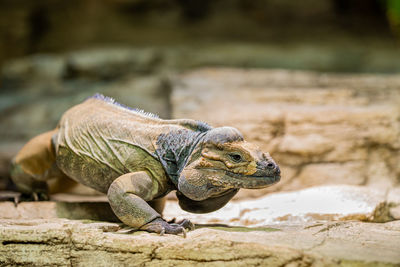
[172,69,400,198]
[1,0,400,72]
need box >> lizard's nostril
[266,162,275,169]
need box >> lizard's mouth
[224,170,280,188]
[196,167,280,188]
[225,170,279,179]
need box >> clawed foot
[14,192,49,206]
[140,218,195,237]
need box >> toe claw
[14,196,20,207]
[182,228,187,238]
[160,227,165,236]
[189,223,195,231]
[179,219,195,231]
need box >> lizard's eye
[228,153,242,163]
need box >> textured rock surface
[1,186,400,266]
[172,68,400,198]
[0,218,399,266]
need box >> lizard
[10,94,281,235]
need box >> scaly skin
[10,94,281,236]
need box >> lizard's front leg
[107,171,193,236]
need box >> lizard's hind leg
[10,129,61,201]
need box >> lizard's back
[55,95,205,195]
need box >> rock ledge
[1,219,400,266]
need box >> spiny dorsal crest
[91,93,160,119]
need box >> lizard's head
[178,127,280,201]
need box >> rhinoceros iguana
[11,94,280,235]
